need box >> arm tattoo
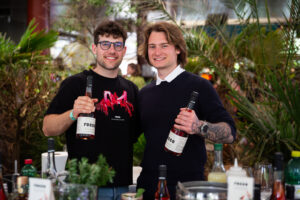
[195,121,233,143]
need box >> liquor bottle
[0,153,7,200]
[155,165,170,200]
[76,75,96,140]
[164,91,199,156]
[21,159,37,178]
[44,138,57,183]
[285,150,300,200]
[207,143,227,183]
[270,152,285,200]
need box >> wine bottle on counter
[155,165,170,200]
[270,152,286,200]
[76,75,96,140]
[164,91,199,156]
[0,153,7,200]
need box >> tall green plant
[0,19,58,173]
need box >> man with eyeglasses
[43,20,141,200]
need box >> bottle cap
[226,158,247,177]
[48,138,55,152]
[291,151,300,157]
[273,152,284,171]
[24,159,32,165]
[214,143,223,151]
[159,165,167,178]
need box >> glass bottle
[0,153,7,200]
[164,91,199,156]
[270,152,285,200]
[44,138,57,184]
[76,75,96,140]
[12,159,20,194]
[207,143,227,183]
[285,150,300,200]
[155,165,170,200]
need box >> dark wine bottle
[270,152,286,200]
[155,165,170,200]
[164,91,199,156]
[76,75,96,140]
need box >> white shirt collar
[156,65,185,85]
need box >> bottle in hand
[155,165,170,200]
[207,143,227,183]
[270,152,285,200]
[76,75,96,140]
[164,91,199,156]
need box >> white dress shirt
[156,65,185,85]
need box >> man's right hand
[43,96,98,136]
[72,96,98,119]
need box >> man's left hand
[174,108,205,135]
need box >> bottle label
[165,130,188,153]
[76,116,96,136]
[295,184,300,198]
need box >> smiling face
[92,34,126,74]
[147,31,180,73]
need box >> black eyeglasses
[97,41,124,51]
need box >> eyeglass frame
[96,41,125,51]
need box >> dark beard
[96,59,120,71]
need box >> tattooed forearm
[195,121,234,143]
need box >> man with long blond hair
[136,21,236,199]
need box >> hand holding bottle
[174,108,205,135]
[164,91,199,156]
[72,96,98,118]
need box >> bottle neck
[85,86,92,97]
[274,170,284,182]
[186,101,195,110]
[47,151,57,172]
[214,150,223,163]
[212,150,225,172]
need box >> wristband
[69,110,76,121]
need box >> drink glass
[254,163,273,200]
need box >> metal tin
[176,181,227,200]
